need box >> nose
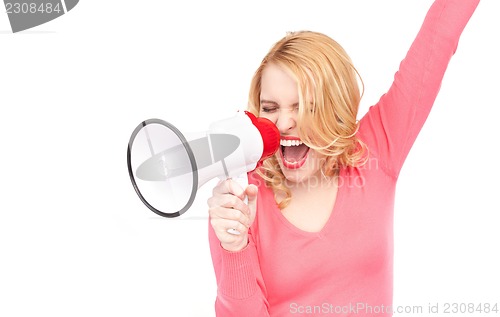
[276,109,296,133]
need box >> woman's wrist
[221,236,249,252]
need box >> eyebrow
[260,99,299,108]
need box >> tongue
[283,144,309,163]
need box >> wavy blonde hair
[247,31,368,208]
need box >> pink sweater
[208,1,479,316]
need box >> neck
[285,170,338,200]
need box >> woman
[207,0,480,316]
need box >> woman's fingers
[208,204,251,228]
[208,179,257,251]
[210,217,249,237]
[212,178,246,200]
[208,193,251,217]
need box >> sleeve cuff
[218,241,259,299]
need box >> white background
[1,1,499,316]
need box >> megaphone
[127,111,280,218]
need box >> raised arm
[359,0,480,178]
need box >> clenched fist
[207,179,258,252]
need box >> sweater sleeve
[208,222,270,316]
[358,0,480,178]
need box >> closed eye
[261,106,278,113]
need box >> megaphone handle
[220,158,248,202]
[218,141,251,235]
[226,171,249,236]
[233,173,249,204]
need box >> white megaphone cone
[127,111,279,218]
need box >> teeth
[280,139,303,146]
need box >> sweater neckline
[272,167,345,238]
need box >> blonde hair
[247,31,368,208]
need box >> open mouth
[279,136,310,169]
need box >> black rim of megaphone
[127,118,199,218]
